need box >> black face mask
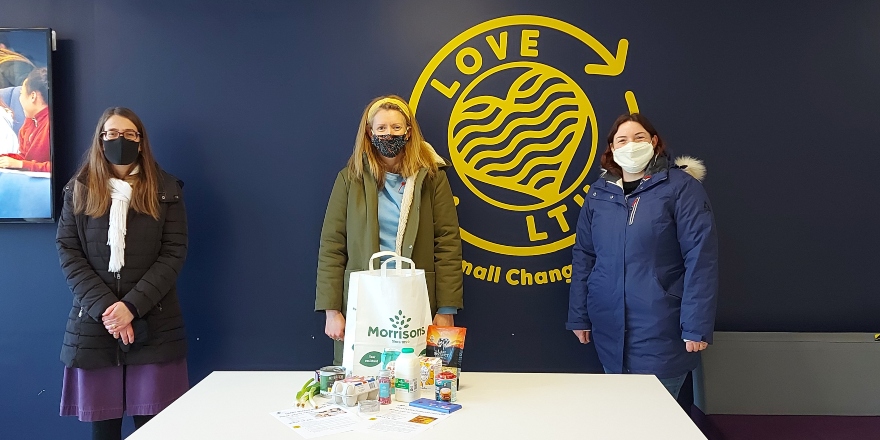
[370,134,408,158]
[103,138,140,165]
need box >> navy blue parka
[566,154,718,378]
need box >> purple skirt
[60,358,189,422]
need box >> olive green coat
[315,161,464,316]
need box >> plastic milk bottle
[394,347,420,402]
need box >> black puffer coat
[57,170,188,369]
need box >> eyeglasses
[102,129,141,141]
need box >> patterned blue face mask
[371,134,407,158]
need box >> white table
[127,371,706,440]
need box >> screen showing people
[0,28,53,221]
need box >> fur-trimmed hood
[673,156,706,182]
[423,141,453,170]
[602,153,707,186]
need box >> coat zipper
[627,197,641,225]
[115,271,122,366]
[621,187,632,367]
[624,178,647,226]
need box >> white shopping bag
[342,251,432,377]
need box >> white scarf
[107,169,137,273]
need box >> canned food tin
[435,378,457,402]
[318,366,346,396]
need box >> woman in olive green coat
[315,95,464,364]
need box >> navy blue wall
[1,1,879,438]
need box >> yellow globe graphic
[448,61,596,211]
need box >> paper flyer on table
[271,403,365,438]
[357,403,450,435]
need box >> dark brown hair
[73,107,161,219]
[600,113,666,177]
[23,67,49,101]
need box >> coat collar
[361,143,450,257]
[594,154,708,197]
[362,164,431,258]
[68,166,181,201]
[598,154,671,194]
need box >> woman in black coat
[57,107,188,440]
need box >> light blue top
[378,172,405,255]
[378,172,456,315]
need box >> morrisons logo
[368,310,426,340]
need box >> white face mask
[612,141,654,174]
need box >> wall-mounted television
[0,28,54,222]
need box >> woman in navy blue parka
[567,113,718,398]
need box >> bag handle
[380,255,417,277]
[368,251,399,270]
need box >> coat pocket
[653,274,684,300]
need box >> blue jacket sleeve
[566,198,596,331]
[674,176,719,343]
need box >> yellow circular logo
[450,61,595,212]
[411,15,635,257]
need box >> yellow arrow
[411,14,628,112]
[587,38,628,76]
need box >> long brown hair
[600,113,666,177]
[73,107,161,219]
[346,95,439,187]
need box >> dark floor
[678,372,880,440]
[692,409,880,440]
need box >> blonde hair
[347,95,439,187]
[0,48,33,67]
[73,107,161,220]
